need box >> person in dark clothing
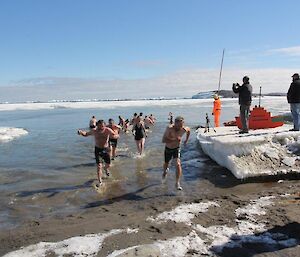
[232,76,253,134]
[132,116,147,155]
[287,73,300,131]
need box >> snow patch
[147,201,219,225]
[3,228,138,257]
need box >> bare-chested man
[89,115,97,129]
[144,115,154,129]
[162,116,190,190]
[78,120,117,186]
[107,118,122,160]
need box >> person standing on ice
[212,94,221,127]
[287,73,300,131]
[232,76,253,134]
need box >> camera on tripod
[204,113,216,133]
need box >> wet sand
[1,159,300,256]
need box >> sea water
[0,97,289,229]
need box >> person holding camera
[287,73,300,131]
[232,76,253,134]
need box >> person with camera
[232,76,253,134]
[287,73,300,131]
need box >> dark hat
[243,76,249,81]
[292,73,299,78]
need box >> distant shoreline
[0,92,286,105]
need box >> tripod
[204,113,216,133]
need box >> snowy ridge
[197,125,300,179]
[0,127,28,143]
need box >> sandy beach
[1,161,300,256]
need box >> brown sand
[1,168,300,257]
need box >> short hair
[175,116,184,122]
[97,120,105,125]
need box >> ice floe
[197,125,300,178]
[0,127,28,143]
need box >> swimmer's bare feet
[96,180,103,187]
[176,182,182,191]
[162,168,169,183]
[105,169,110,177]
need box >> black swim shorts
[94,146,111,164]
[164,146,180,163]
[109,138,118,147]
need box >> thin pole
[217,48,225,94]
[259,86,262,107]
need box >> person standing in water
[89,116,97,129]
[107,118,121,160]
[168,112,173,124]
[132,116,147,155]
[78,120,117,186]
[162,116,190,190]
[212,94,221,127]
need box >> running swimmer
[162,116,190,190]
[144,115,154,129]
[107,118,121,160]
[78,120,117,186]
[132,116,147,155]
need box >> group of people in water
[78,112,190,190]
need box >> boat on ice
[223,105,284,129]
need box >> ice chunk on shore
[0,127,28,143]
[197,125,300,179]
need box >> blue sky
[0,0,299,101]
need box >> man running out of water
[78,120,117,186]
[107,118,121,160]
[162,116,190,190]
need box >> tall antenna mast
[217,49,225,94]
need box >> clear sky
[0,0,299,101]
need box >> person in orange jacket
[212,94,221,127]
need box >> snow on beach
[2,228,139,257]
[4,195,297,257]
[0,127,28,143]
[197,125,300,179]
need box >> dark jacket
[232,83,252,105]
[287,79,300,103]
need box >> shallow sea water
[0,97,289,229]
